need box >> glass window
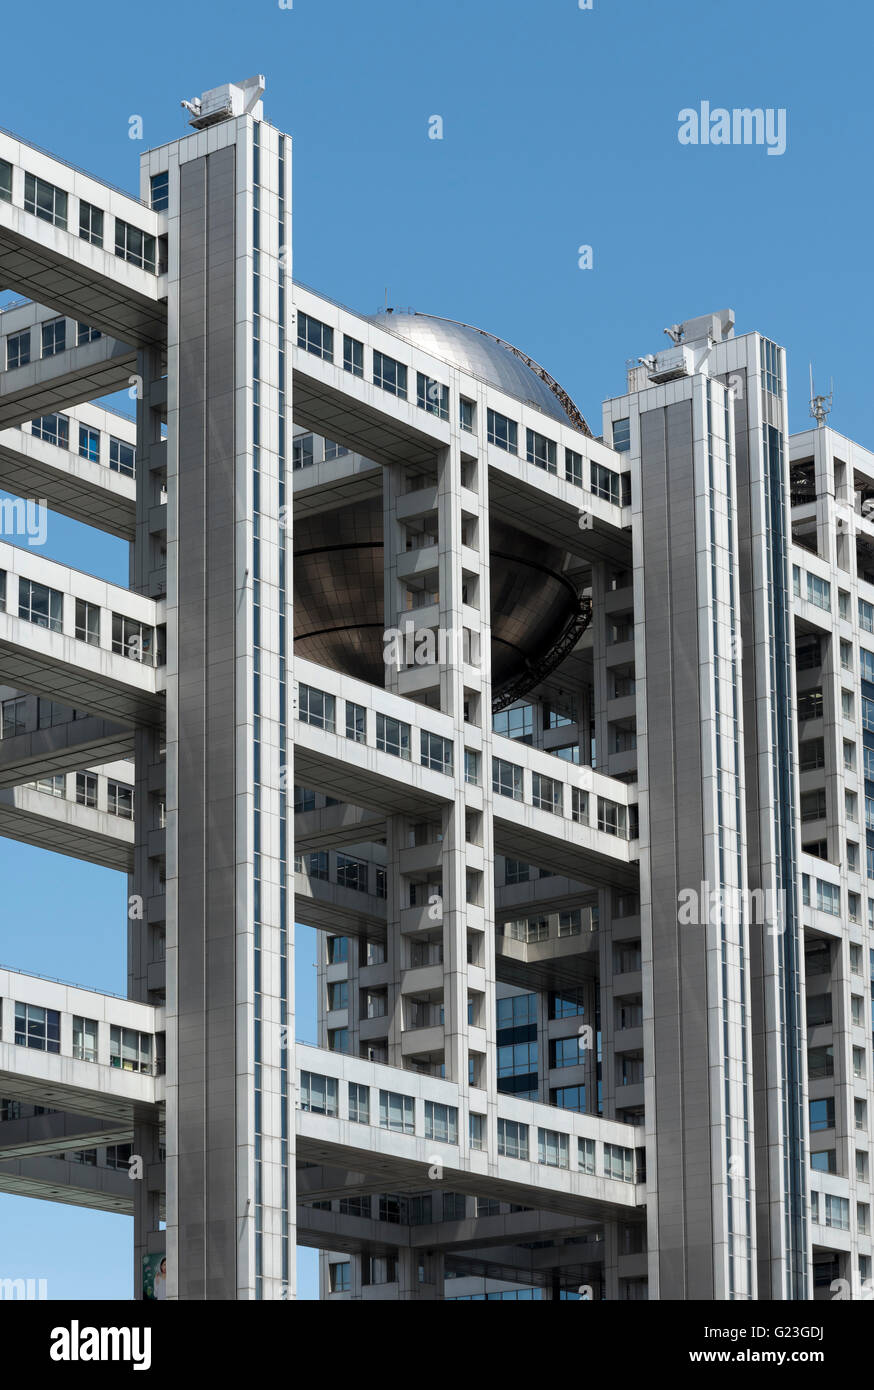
[373,351,407,398]
[604,1142,634,1182]
[24,173,67,228]
[1,696,27,739]
[299,684,335,732]
[420,729,452,774]
[345,702,366,742]
[336,853,367,892]
[497,1118,529,1160]
[553,1036,587,1069]
[78,426,100,464]
[565,448,583,486]
[107,780,134,819]
[552,1084,586,1111]
[115,219,157,272]
[41,319,66,357]
[72,1015,98,1062]
[19,579,63,632]
[417,373,449,420]
[538,1127,570,1169]
[469,1113,485,1150]
[0,158,11,203]
[299,1070,338,1116]
[112,614,153,662]
[487,409,517,453]
[329,1262,350,1293]
[348,1082,369,1124]
[109,1026,152,1073]
[424,1101,458,1144]
[492,757,523,800]
[591,461,621,505]
[76,771,97,808]
[343,334,363,377]
[74,598,100,645]
[6,331,30,370]
[809,1097,835,1132]
[532,771,561,814]
[612,417,631,452]
[578,1137,596,1174]
[459,397,475,433]
[14,1003,61,1053]
[297,312,333,361]
[32,413,69,449]
[379,1090,415,1134]
[376,713,410,759]
[327,936,348,964]
[327,981,348,1012]
[150,171,169,211]
[79,201,104,246]
[109,437,136,478]
[526,429,557,473]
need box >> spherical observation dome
[367,310,589,433]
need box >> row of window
[0,573,157,661]
[11,1004,156,1071]
[295,312,629,497]
[297,683,637,836]
[298,1070,637,1178]
[28,412,136,476]
[14,764,134,818]
[0,162,161,272]
[4,319,102,371]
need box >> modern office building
[0,77,870,1301]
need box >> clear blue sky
[1,0,870,1299]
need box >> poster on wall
[142,1253,167,1301]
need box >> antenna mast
[809,364,833,428]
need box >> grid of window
[297,312,333,361]
[373,351,407,398]
[336,853,367,892]
[112,615,153,662]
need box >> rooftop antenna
[809,365,833,428]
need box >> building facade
[0,79,870,1300]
